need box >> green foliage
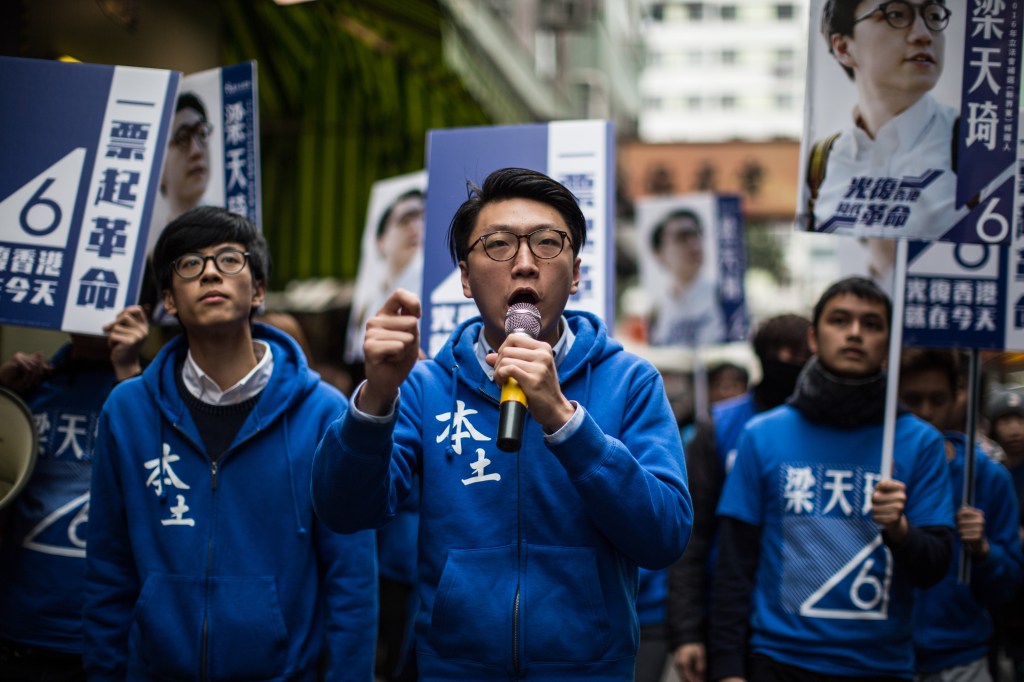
[220,0,491,286]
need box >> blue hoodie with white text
[83,324,377,681]
[312,311,692,681]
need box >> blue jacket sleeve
[970,459,1024,608]
[82,397,139,681]
[316,520,378,681]
[546,370,692,570]
[312,388,419,534]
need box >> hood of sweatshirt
[142,322,320,440]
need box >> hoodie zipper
[473,383,524,673]
[513,587,521,674]
[513,417,523,675]
[202,454,220,680]
[169,423,212,680]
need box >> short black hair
[650,208,703,252]
[376,188,425,240]
[811,276,892,330]
[752,313,811,364]
[821,0,949,80]
[899,347,960,394]
[708,361,750,388]
[153,206,270,292]
[446,167,587,264]
[820,0,864,80]
[176,91,207,120]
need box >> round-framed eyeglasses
[172,249,250,280]
[853,1,952,32]
[170,121,214,150]
[468,228,572,262]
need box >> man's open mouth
[509,290,537,306]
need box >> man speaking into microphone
[312,167,692,681]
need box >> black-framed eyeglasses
[172,249,250,280]
[170,121,213,150]
[854,1,951,32]
[468,228,572,262]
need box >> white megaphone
[0,387,38,510]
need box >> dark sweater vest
[175,359,261,459]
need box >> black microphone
[497,302,541,452]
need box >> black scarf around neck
[787,356,890,429]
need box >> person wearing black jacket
[667,314,811,682]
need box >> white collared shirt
[812,94,965,241]
[181,340,274,405]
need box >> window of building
[721,49,737,65]
[684,3,703,20]
[687,96,702,110]
[721,94,737,109]
[774,93,794,109]
[720,4,737,20]
[776,4,796,20]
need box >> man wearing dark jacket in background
[668,313,811,682]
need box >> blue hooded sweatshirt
[83,324,377,681]
[0,345,116,653]
[312,311,692,681]
[913,433,1024,673]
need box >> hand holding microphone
[497,303,541,451]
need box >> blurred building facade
[439,0,645,133]
[638,0,809,143]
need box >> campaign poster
[0,56,178,335]
[422,120,615,357]
[635,193,749,347]
[145,61,261,255]
[345,170,427,363]
[900,107,1024,352]
[798,0,1021,245]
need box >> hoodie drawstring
[158,423,169,503]
[583,362,592,409]
[444,364,459,458]
[282,414,307,535]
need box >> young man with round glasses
[312,167,693,680]
[82,206,377,681]
[805,0,958,240]
[647,207,725,347]
[160,92,212,223]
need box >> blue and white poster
[145,61,261,254]
[635,193,749,348]
[901,241,1006,349]
[798,0,1021,245]
[0,56,179,334]
[345,169,427,363]
[422,120,615,357]
[899,109,1024,351]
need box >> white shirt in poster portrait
[809,94,969,241]
[648,274,726,348]
[345,257,423,364]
